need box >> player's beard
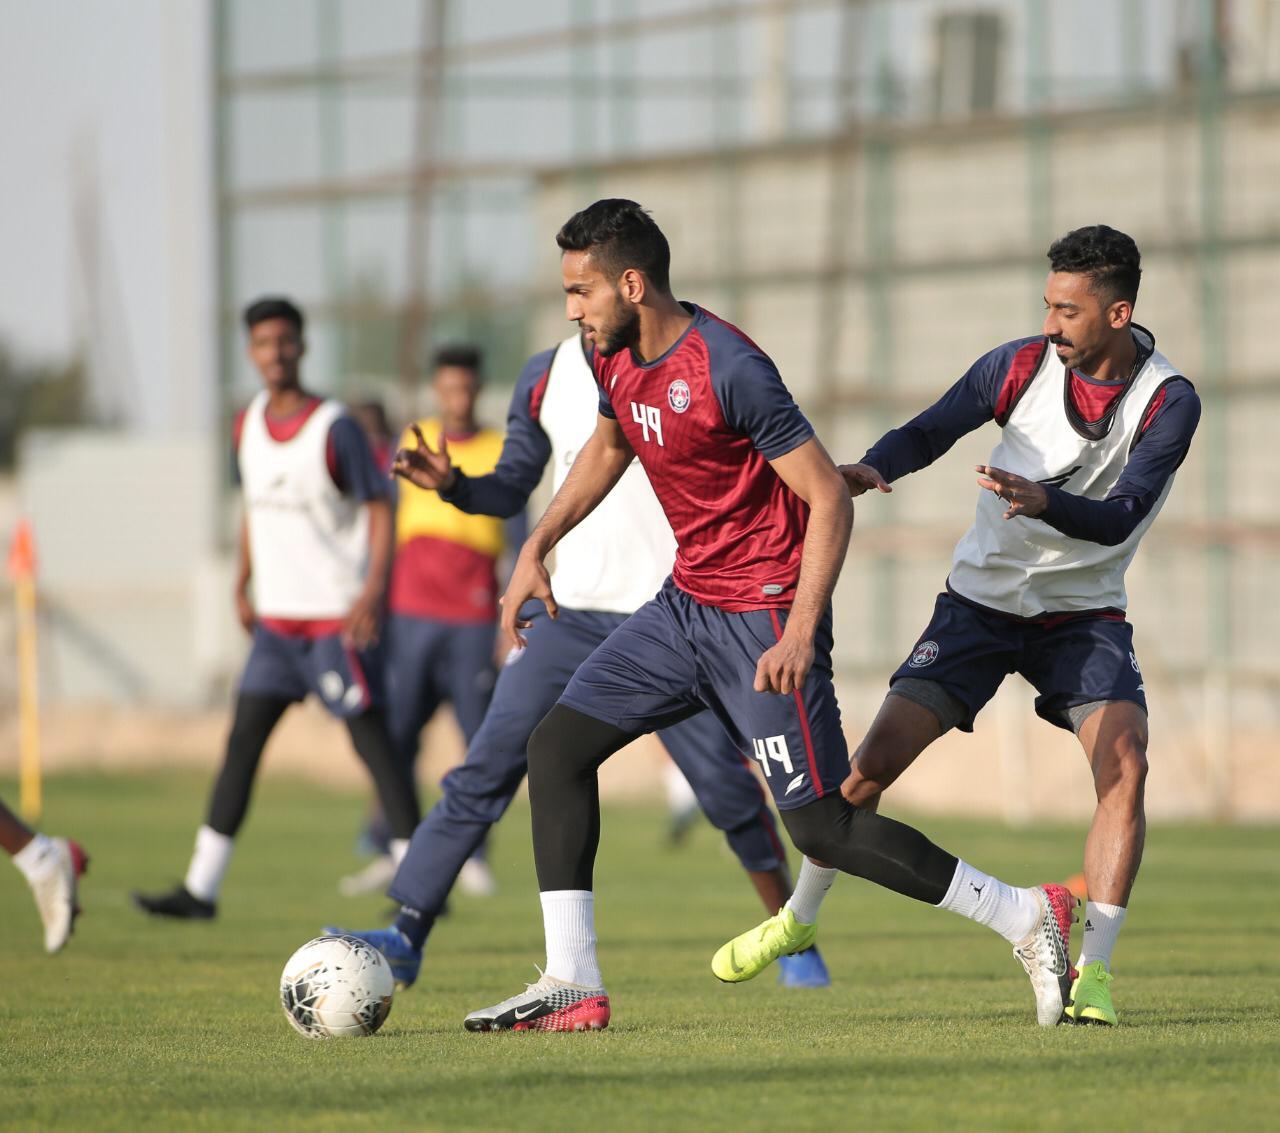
[592,298,641,358]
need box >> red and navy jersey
[860,333,1201,547]
[232,396,388,503]
[594,304,813,611]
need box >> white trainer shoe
[26,837,89,954]
[1013,883,1079,1026]
[463,971,610,1032]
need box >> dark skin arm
[343,497,393,650]
[754,438,854,695]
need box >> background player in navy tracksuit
[780,226,1198,1025]
[459,200,1080,1034]
[328,330,829,990]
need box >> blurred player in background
[133,297,421,919]
[727,226,1200,1027]
[463,200,1077,1034]
[328,331,828,990]
[1,797,86,953]
[338,346,519,899]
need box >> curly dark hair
[556,199,672,293]
[1047,226,1142,305]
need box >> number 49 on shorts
[751,735,794,778]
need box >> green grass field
[1,772,1277,1133]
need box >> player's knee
[841,760,885,809]
[779,795,848,863]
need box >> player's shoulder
[977,335,1046,372]
[687,306,783,395]
[690,305,771,362]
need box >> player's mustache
[1049,336,1073,348]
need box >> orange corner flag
[7,517,37,582]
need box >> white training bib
[538,335,677,614]
[239,392,369,619]
[948,328,1184,618]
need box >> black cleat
[132,884,217,920]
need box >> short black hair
[556,199,672,294]
[1047,226,1142,305]
[431,344,483,375]
[243,296,304,332]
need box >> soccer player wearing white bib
[719,226,1200,1026]
[134,297,421,919]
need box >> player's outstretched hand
[499,550,558,650]
[837,463,892,498]
[392,424,457,492]
[753,634,815,696]
[975,464,1048,520]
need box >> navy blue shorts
[239,625,384,719]
[559,579,849,810]
[891,592,1147,732]
[383,613,497,760]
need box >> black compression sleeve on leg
[526,704,639,892]
[206,694,291,837]
[780,794,959,906]
[346,710,422,839]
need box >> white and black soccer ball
[279,934,395,1039]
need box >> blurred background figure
[340,345,523,899]
[134,298,421,919]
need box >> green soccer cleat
[712,907,817,983]
[1066,961,1118,1026]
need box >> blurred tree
[0,340,91,469]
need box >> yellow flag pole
[9,518,41,823]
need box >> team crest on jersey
[667,379,691,413]
[909,640,940,668]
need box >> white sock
[12,833,57,883]
[937,859,1041,943]
[1078,901,1126,970]
[390,839,409,866]
[184,825,234,903]
[785,858,838,924]
[540,890,603,988]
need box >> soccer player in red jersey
[458,200,1077,1033]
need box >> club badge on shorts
[668,379,691,413]
[909,640,939,668]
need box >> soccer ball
[279,934,395,1039]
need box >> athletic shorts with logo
[387,601,786,915]
[891,591,1147,732]
[559,578,850,810]
[239,624,384,719]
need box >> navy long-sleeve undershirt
[860,337,1201,547]
[439,347,557,519]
